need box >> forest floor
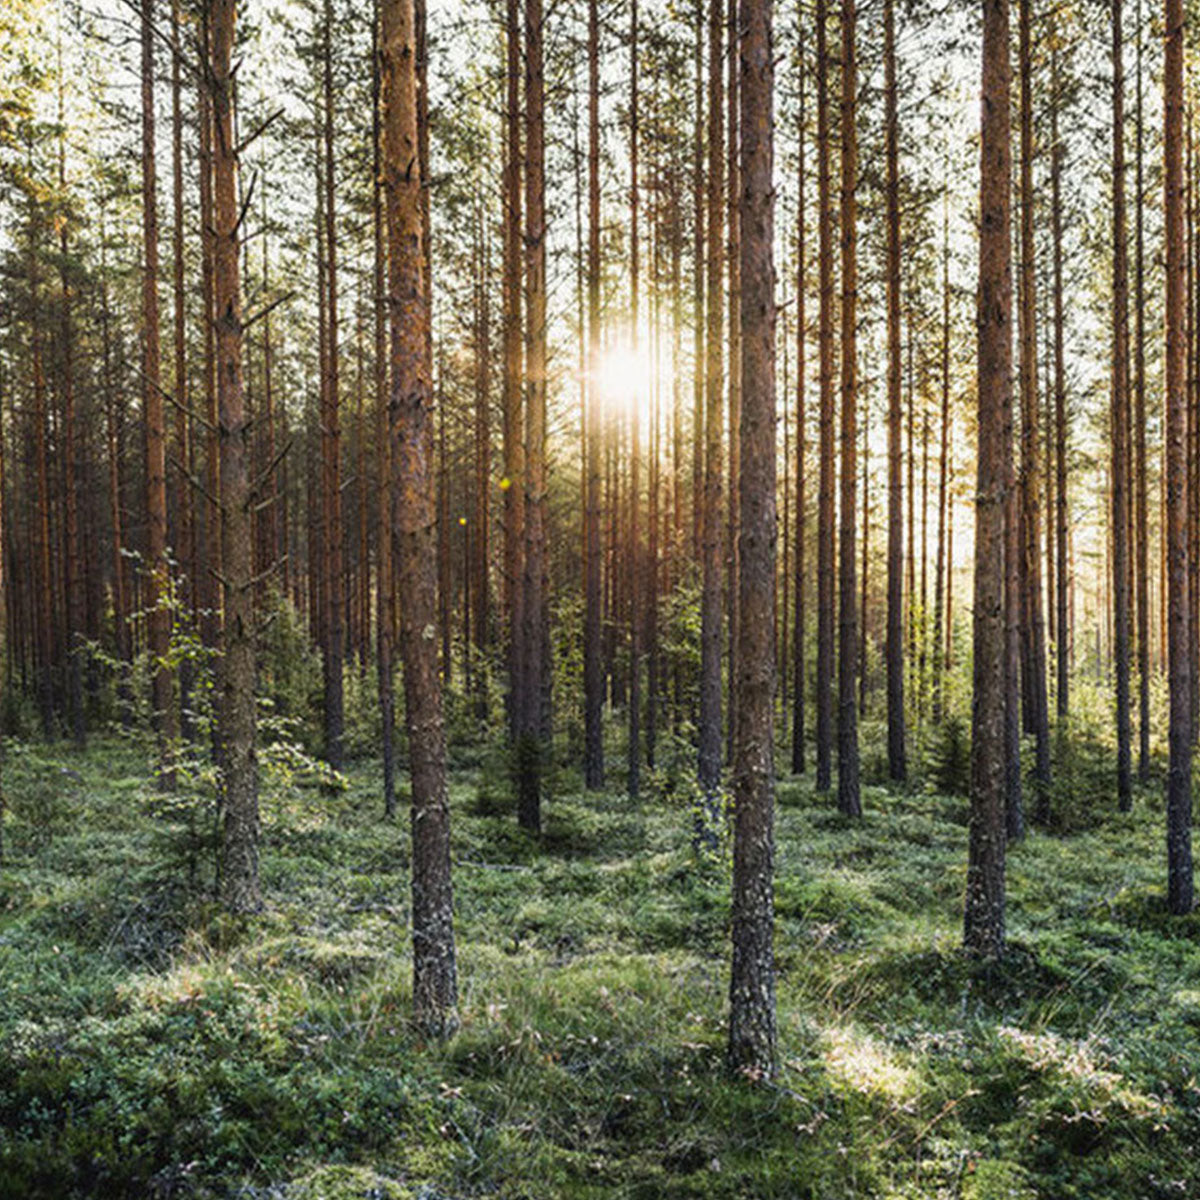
[0,730,1198,1199]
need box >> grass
[0,731,1197,1198]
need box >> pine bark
[791,41,806,776]
[698,0,725,806]
[965,0,1012,959]
[1111,0,1133,812]
[836,0,860,817]
[143,0,177,779]
[1018,0,1049,821]
[381,0,459,1029]
[583,0,603,789]
[211,0,261,914]
[728,0,776,1079]
[628,0,642,799]
[1051,39,1069,720]
[815,0,834,794]
[1164,0,1194,915]
[517,0,548,830]
[884,0,905,777]
[1134,3,1150,777]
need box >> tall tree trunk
[628,0,642,799]
[321,0,345,770]
[1164,0,1193,915]
[698,0,725,808]
[382,0,459,1031]
[373,0,397,817]
[837,0,861,817]
[884,0,905,777]
[143,0,177,780]
[932,191,950,725]
[791,40,806,775]
[171,0,192,744]
[692,0,705,565]
[815,0,834,794]
[1134,0,1150,777]
[517,0,548,830]
[1051,38,1069,720]
[965,0,1012,960]
[1018,0,1049,824]
[502,0,525,748]
[725,0,741,768]
[584,0,604,789]
[1111,0,1133,812]
[211,0,260,914]
[473,203,491,718]
[728,0,776,1079]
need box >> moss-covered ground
[0,733,1197,1198]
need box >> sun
[594,344,651,412]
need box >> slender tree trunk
[815,0,834,794]
[965,0,1012,960]
[373,0,397,817]
[725,0,741,769]
[584,0,603,789]
[171,0,192,744]
[1051,39,1069,721]
[1134,0,1150,777]
[382,0,459,1030]
[698,0,725,808]
[932,191,950,725]
[884,0,905,777]
[211,0,260,914]
[473,203,491,718]
[503,0,525,748]
[321,0,345,770]
[1018,0,1049,824]
[1164,0,1194,914]
[837,0,861,817]
[791,41,806,775]
[692,0,705,565]
[143,0,176,781]
[728,0,776,1079]
[628,0,642,799]
[517,0,548,830]
[1111,0,1133,812]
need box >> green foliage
[0,729,1197,1198]
[929,713,972,798]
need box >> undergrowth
[0,733,1196,1198]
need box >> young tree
[728,0,776,1078]
[965,0,1013,959]
[381,0,459,1030]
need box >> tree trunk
[373,0,397,817]
[1111,0,1133,812]
[584,0,604,789]
[791,40,806,776]
[628,0,642,799]
[381,0,459,1030]
[321,0,345,770]
[1051,38,1069,721]
[698,0,725,810]
[884,0,905,777]
[815,0,834,794]
[517,0,548,830]
[1164,0,1193,915]
[143,0,177,781]
[1134,0,1149,777]
[211,0,261,915]
[837,0,860,817]
[728,0,776,1079]
[932,192,950,725]
[502,0,525,748]
[1018,0,1049,823]
[965,0,1012,960]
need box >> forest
[1,0,1199,1194]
